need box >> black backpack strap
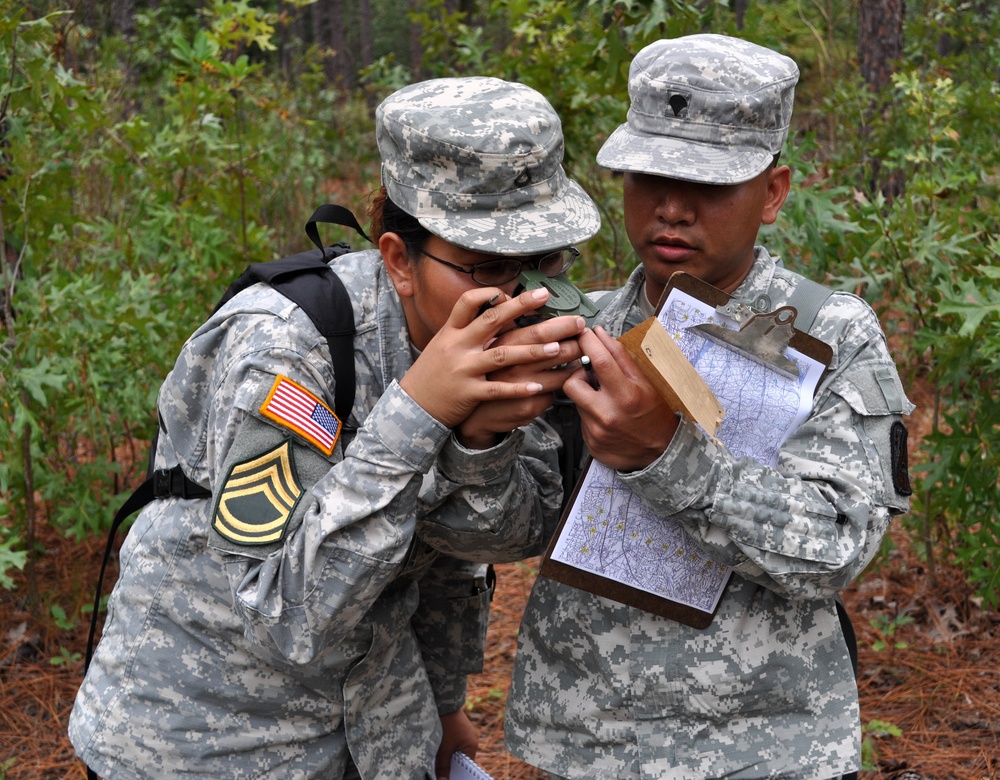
[83,465,210,780]
[218,253,357,422]
[305,203,372,249]
[552,393,583,512]
[275,263,357,423]
[835,593,859,678]
[211,204,371,421]
[85,480,153,671]
[556,289,617,511]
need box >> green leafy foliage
[861,719,903,771]
[2,0,999,619]
[49,646,82,667]
[845,70,998,608]
[0,535,27,590]
[868,613,915,653]
[0,0,379,614]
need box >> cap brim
[597,123,774,185]
[415,178,601,255]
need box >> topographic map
[661,294,819,466]
[549,289,825,614]
[552,459,732,612]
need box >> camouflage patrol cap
[597,34,799,185]
[376,76,600,255]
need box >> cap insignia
[668,93,689,117]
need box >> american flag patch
[260,376,341,456]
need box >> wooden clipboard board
[538,272,833,629]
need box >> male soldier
[506,34,913,780]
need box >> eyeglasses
[419,246,579,286]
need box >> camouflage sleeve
[618,296,913,600]
[410,554,492,715]
[415,416,564,562]
[216,381,455,663]
[171,301,454,664]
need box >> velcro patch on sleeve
[260,375,341,457]
[890,420,912,497]
[213,439,303,546]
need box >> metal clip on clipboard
[651,272,834,377]
[693,306,801,379]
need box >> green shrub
[2,0,999,617]
[0,1,379,607]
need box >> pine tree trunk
[408,0,423,80]
[858,0,905,91]
[857,0,907,198]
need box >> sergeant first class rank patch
[213,439,303,546]
[260,376,342,456]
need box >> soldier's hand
[402,287,563,430]
[435,708,478,780]
[455,314,586,449]
[563,326,679,471]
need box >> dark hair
[368,187,430,259]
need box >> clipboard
[538,272,832,628]
[664,272,833,371]
[539,466,728,627]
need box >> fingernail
[576,317,586,329]
[531,288,548,300]
[543,342,560,354]
[527,382,543,392]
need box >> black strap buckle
[152,467,210,500]
[152,467,177,498]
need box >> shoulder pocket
[830,362,908,416]
[829,363,913,510]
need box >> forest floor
[0,522,996,779]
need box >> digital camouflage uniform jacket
[69,249,563,779]
[506,247,914,780]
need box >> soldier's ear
[761,164,791,225]
[380,232,415,298]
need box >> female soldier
[69,76,600,780]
